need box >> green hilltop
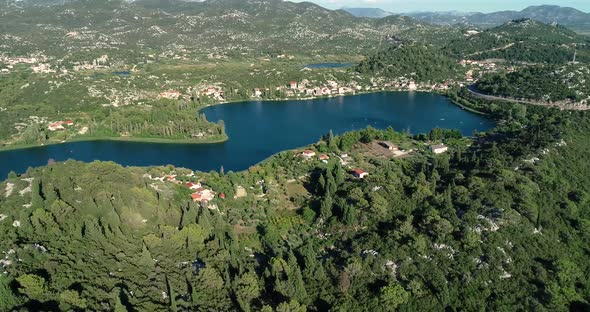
[444,19,589,64]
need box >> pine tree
[165,276,178,312]
[325,173,336,196]
[320,195,333,220]
[233,272,261,312]
[327,130,337,151]
[317,174,326,194]
[334,163,344,185]
[287,252,308,304]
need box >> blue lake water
[304,63,355,69]
[113,71,131,76]
[0,92,495,179]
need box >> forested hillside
[356,44,461,82]
[475,64,590,103]
[444,19,589,64]
[1,101,589,311]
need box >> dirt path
[467,43,516,57]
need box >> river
[0,92,495,179]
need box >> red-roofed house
[185,182,202,190]
[301,150,316,158]
[290,81,298,90]
[351,169,368,179]
[159,90,181,99]
[191,193,202,202]
[219,192,226,199]
[48,122,65,131]
[318,154,330,161]
[63,120,75,126]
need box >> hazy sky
[289,0,590,13]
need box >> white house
[380,141,398,151]
[430,144,448,154]
[352,169,369,179]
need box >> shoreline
[0,135,228,152]
[198,88,450,110]
[447,98,490,116]
[0,89,489,152]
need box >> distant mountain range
[341,7,393,18]
[0,0,459,61]
[344,5,590,34]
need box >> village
[137,136,450,209]
[0,51,504,101]
[296,140,449,182]
[145,172,222,206]
[149,57,513,104]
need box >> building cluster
[265,76,456,99]
[0,55,48,66]
[459,59,513,82]
[298,150,330,163]
[252,79,361,99]
[159,86,226,102]
[199,86,225,101]
[460,59,498,70]
[31,63,56,74]
[0,54,114,74]
[72,55,110,71]
[159,90,181,100]
[376,77,454,92]
[48,120,75,131]
[153,174,220,204]
[0,55,50,74]
[185,181,217,203]
[298,149,369,179]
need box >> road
[467,85,589,111]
